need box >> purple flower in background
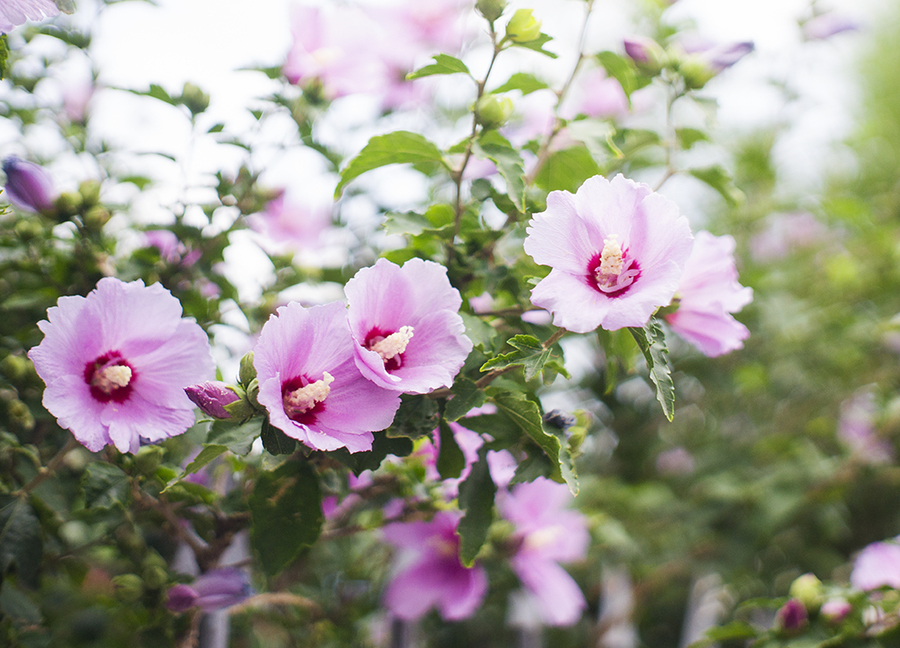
[678,36,754,73]
[184,381,240,419]
[750,211,829,262]
[851,540,900,590]
[27,278,215,453]
[838,391,893,465]
[345,258,472,394]
[821,598,852,623]
[144,230,182,263]
[802,13,861,41]
[2,157,55,212]
[167,568,252,612]
[254,301,401,453]
[665,231,752,357]
[561,68,629,121]
[382,512,487,621]
[248,191,333,255]
[775,599,808,631]
[499,477,589,626]
[524,174,693,332]
[0,0,59,33]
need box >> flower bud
[133,445,164,477]
[112,574,145,603]
[54,191,83,220]
[2,157,55,213]
[788,573,823,612]
[83,205,111,230]
[475,94,514,129]
[166,583,199,612]
[820,598,852,624]
[167,568,252,612]
[476,0,507,22]
[185,381,241,419]
[180,82,210,116]
[775,598,808,633]
[13,219,43,241]
[78,179,101,206]
[7,399,34,431]
[624,37,666,75]
[0,354,33,381]
[239,351,256,388]
[505,9,541,43]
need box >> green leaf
[437,419,466,479]
[595,51,640,99]
[0,580,42,624]
[512,33,558,59]
[383,211,433,236]
[629,318,675,421]
[183,445,228,476]
[676,127,709,150]
[250,461,323,577]
[388,394,440,439]
[688,166,744,207]
[473,134,526,212]
[336,131,447,196]
[407,54,471,79]
[0,35,8,81]
[480,334,558,382]
[456,448,496,566]
[260,418,298,455]
[147,84,176,105]
[0,498,42,587]
[329,431,414,476]
[533,146,601,194]
[207,123,226,134]
[490,390,578,493]
[81,463,129,510]
[490,72,549,95]
[207,419,258,455]
[445,378,486,422]
[460,312,497,352]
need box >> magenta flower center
[587,235,641,298]
[365,326,414,372]
[83,351,135,403]
[282,372,332,424]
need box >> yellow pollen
[285,372,334,414]
[599,235,624,276]
[370,326,414,361]
[94,365,132,393]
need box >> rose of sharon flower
[0,0,59,33]
[28,278,215,453]
[499,477,590,626]
[345,258,472,394]
[382,511,487,621]
[665,231,752,357]
[524,174,693,332]
[166,568,252,612]
[254,301,401,453]
[850,540,900,591]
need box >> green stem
[13,437,79,498]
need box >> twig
[13,437,79,498]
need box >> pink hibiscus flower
[524,174,694,332]
[499,477,590,626]
[345,258,472,394]
[253,301,401,453]
[0,0,59,33]
[665,231,752,357]
[851,540,900,591]
[382,511,488,621]
[27,278,215,453]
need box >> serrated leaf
[387,394,440,439]
[473,135,525,212]
[336,131,447,196]
[445,378,486,422]
[629,318,675,421]
[456,448,496,566]
[81,463,129,510]
[260,418,298,455]
[480,334,556,382]
[0,497,42,587]
[183,445,228,476]
[383,211,432,236]
[491,72,549,95]
[688,166,744,207]
[490,390,578,493]
[513,33,558,59]
[534,146,601,194]
[207,419,257,456]
[329,431,414,476]
[437,420,466,479]
[407,54,471,79]
[250,461,322,576]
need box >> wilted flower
[524,174,693,332]
[499,477,589,626]
[382,511,487,620]
[345,258,472,394]
[665,231,752,357]
[254,301,401,453]
[851,539,900,591]
[2,157,55,213]
[166,568,252,612]
[184,381,240,419]
[0,0,59,33]
[28,278,215,453]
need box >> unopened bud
[2,157,56,213]
[0,355,32,381]
[505,9,541,43]
[181,82,210,116]
[775,598,808,633]
[133,445,164,477]
[83,205,111,230]
[239,352,256,388]
[13,219,43,241]
[185,381,241,419]
[623,37,666,75]
[7,399,34,431]
[54,191,82,220]
[112,574,145,603]
[475,94,514,129]
[476,0,507,22]
[820,598,851,623]
[142,564,169,590]
[788,573,823,612]
[78,180,101,206]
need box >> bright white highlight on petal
[93,365,132,393]
[284,372,334,415]
[370,326,414,361]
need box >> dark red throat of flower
[281,375,325,425]
[84,351,135,404]
[586,250,641,299]
[364,327,404,372]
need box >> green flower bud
[476,0,507,22]
[245,378,260,408]
[239,351,256,388]
[677,55,716,90]
[83,205,111,230]
[181,82,210,117]
[506,9,542,43]
[142,564,168,590]
[0,354,32,381]
[789,573,823,612]
[133,445,164,477]
[112,574,145,603]
[475,94,514,130]
[54,191,82,219]
[13,219,43,241]
[223,386,255,420]
[78,180,102,207]
[7,399,34,431]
